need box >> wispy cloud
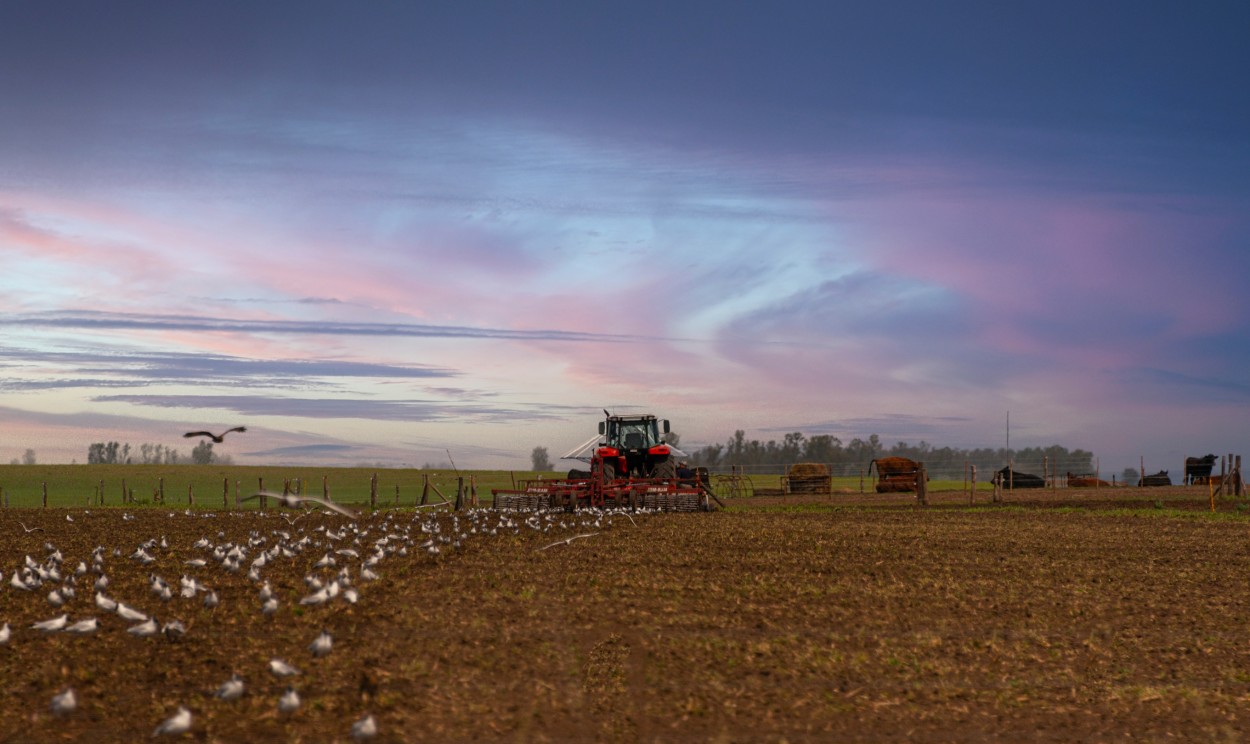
[91,394,587,423]
[2,310,666,343]
[0,345,457,391]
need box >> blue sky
[1,2,1247,471]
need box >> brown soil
[1,489,1249,742]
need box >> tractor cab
[597,414,673,479]
[601,416,666,450]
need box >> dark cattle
[1138,470,1171,487]
[992,466,1045,489]
[1184,454,1218,485]
[1067,472,1110,488]
[566,469,592,480]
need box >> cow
[1184,454,1218,485]
[1067,472,1110,488]
[1138,470,1171,487]
[991,466,1045,489]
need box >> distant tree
[531,446,552,472]
[190,441,215,465]
[1121,467,1140,485]
[779,432,805,462]
[87,441,123,464]
[22,449,36,465]
[802,434,843,463]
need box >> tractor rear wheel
[653,456,677,480]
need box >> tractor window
[606,418,662,449]
[619,422,659,448]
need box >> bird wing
[183,431,212,439]
[304,496,359,519]
[226,426,247,434]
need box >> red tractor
[492,411,715,511]
[594,412,677,481]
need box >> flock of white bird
[1,502,641,739]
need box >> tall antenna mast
[1006,410,1010,452]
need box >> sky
[1,2,1247,473]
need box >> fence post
[122,478,128,504]
[42,482,48,508]
[394,484,400,506]
[223,478,229,509]
[969,465,977,504]
[916,466,928,506]
[158,477,165,504]
[455,477,464,511]
[258,477,265,510]
[323,475,330,502]
[188,484,194,507]
[370,473,377,511]
[99,479,104,506]
[470,475,478,507]
[421,474,430,506]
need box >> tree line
[684,430,1095,480]
[87,441,233,465]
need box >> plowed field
[2,489,1249,742]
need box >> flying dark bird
[183,426,246,443]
